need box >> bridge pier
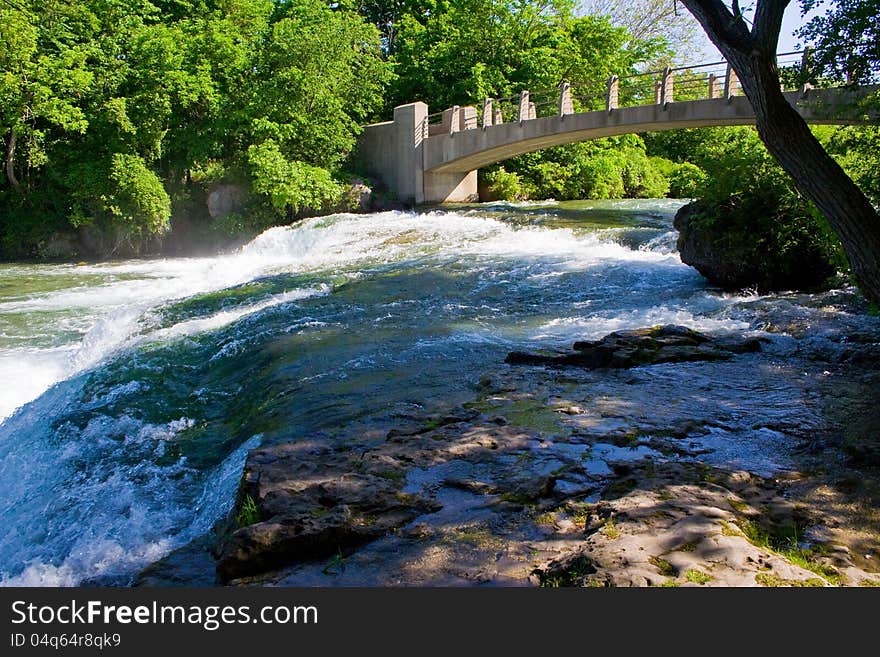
[356,101,478,205]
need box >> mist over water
[0,201,865,585]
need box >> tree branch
[752,0,791,47]
[6,130,21,193]
[680,0,753,53]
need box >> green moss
[535,511,558,526]
[735,518,841,586]
[659,579,681,588]
[755,573,825,587]
[685,569,713,584]
[535,555,596,587]
[859,579,880,587]
[649,556,676,577]
[676,541,699,553]
[727,497,750,513]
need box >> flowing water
[0,200,874,586]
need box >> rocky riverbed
[140,323,880,587]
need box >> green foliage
[501,137,670,200]
[247,140,343,215]
[797,0,880,85]
[649,157,705,197]
[822,126,880,206]
[479,167,525,201]
[0,0,389,258]
[387,0,660,112]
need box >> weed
[676,541,699,553]
[727,497,750,513]
[755,573,824,587]
[685,569,713,584]
[322,550,346,575]
[735,519,841,585]
[660,579,680,588]
[649,556,676,577]
[235,494,260,527]
[535,511,557,526]
[602,517,621,540]
[535,555,597,587]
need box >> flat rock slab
[506,324,764,369]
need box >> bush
[479,167,525,201]
[673,128,847,292]
[247,140,343,215]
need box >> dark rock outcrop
[216,443,439,582]
[673,200,839,292]
[505,324,764,368]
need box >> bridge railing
[420,49,838,135]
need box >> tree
[679,0,880,305]
[579,0,707,58]
[797,0,880,84]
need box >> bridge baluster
[494,106,504,125]
[661,67,674,106]
[482,99,493,128]
[558,82,574,117]
[605,76,619,112]
[518,91,530,124]
[708,74,720,99]
[459,106,478,131]
[442,105,461,134]
[724,65,738,99]
[654,80,662,105]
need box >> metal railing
[420,48,846,136]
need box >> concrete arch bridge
[355,52,877,204]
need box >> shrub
[479,167,525,201]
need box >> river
[0,199,876,586]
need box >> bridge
[355,51,878,204]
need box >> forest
[0,0,878,262]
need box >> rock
[673,200,839,292]
[337,179,372,212]
[506,325,764,369]
[207,184,245,219]
[216,445,439,582]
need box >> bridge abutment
[356,102,478,205]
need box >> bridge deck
[423,87,876,174]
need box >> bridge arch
[355,63,876,204]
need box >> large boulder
[673,200,840,292]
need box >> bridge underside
[355,87,876,205]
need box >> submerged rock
[506,325,764,369]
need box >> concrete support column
[391,101,428,205]
[605,75,619,111]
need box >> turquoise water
[0,200,859,585]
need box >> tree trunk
[741,53,880,304]
[5,130,21,193]
[681,0,880,305]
